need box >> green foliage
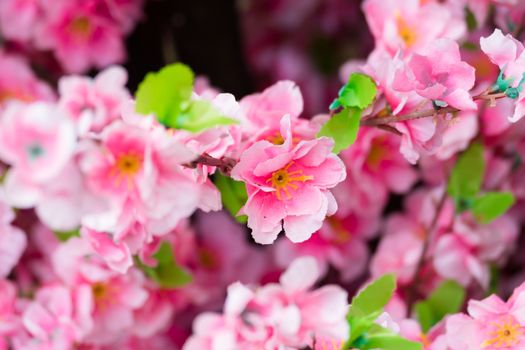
[317,108,361,154]
[337,73,378,110]
[344,274,421,350]
[415,280,465,332]
[322,73,377,154]
[472,192,515,224]
[53,228,80,242]
[135,63,236,133]
[214,173,248,224]
[139,242,192,289]
[447,142,485,212]
[362,331,423,350]
[349,274,396,318]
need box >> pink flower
[19,285,92,350]
[0,52,55,108]
[80,121,221,245]
[58,66,131,134]
[51,238,148,345]
[362,0,465,55]
[336,126,418,216]
[0,0,42,42]
[0,191,27,278]
[393,39,477,111]
[240,80,304,133]
[184,256,349,349]
[446,281,525,350]
[363,49,444,164]
[433,213,519,288]
[231,116,346,244]
[0,102,76,187]
[275,212,378,282]
[0,280,19,341]
[480,29,525,122]
[35,0,125,73]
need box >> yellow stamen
[91,282,117,311]
[69,16,92,37]
[396,15,417,47]
[110,152,143,189]
[266,161,313,201]
[326,217,351,244]
[482,315,525,348]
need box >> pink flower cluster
[184,257,349,350]
[0,0,143,73]
[1,0,525,348]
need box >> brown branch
[405,190,448,314]
[185,153,237,175]
[361,92,507,127]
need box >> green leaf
[317,107,361,154]
[350,274,396,318]
[472,192,515,224]
[338,73,377,109]
[53,229,80,242]
[447,142,485,211]
[176,100,237,133]
[465,7,478,32]
[214,173,248,224]
[135,63,194,126]
[140,242,192,288]
[414,302,434,333]
[362,333,423,350]
[414,280,465,332]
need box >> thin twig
[361,92,507,127]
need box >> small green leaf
[176,100,237,133]
[472,192,515,224]
[140,242,192,288]
[350,274,396,318]
[414,302,434,333]
[363,333,423,350]
[447,142,485,211]
[414,280,465,332]
[214,173,248,224]
[465,7,478,32]
[135,63,194,126]
[338,73,377,109]
[317,107,361,154]
[54,229,80,242]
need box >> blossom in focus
[481,29,525,122]
[231,115,346,244]
[393,39,477,111]
[446,280,525,349]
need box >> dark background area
[125,0,255,97]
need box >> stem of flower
[405,189,448,314]
[360,92,507,127]
[185,153,237,175]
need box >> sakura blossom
[0,1,525,349]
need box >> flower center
[266,162,313,201]
[69,16,92,37]
[367,137,390,170]
[396,16,417,47]
[111,152,143,189]
[0,90,34,105]
[26,144,44,160]
[482,316,525,348]
[326,217,351,244]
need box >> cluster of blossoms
[0,0,143,73]
[1,0,525,349]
